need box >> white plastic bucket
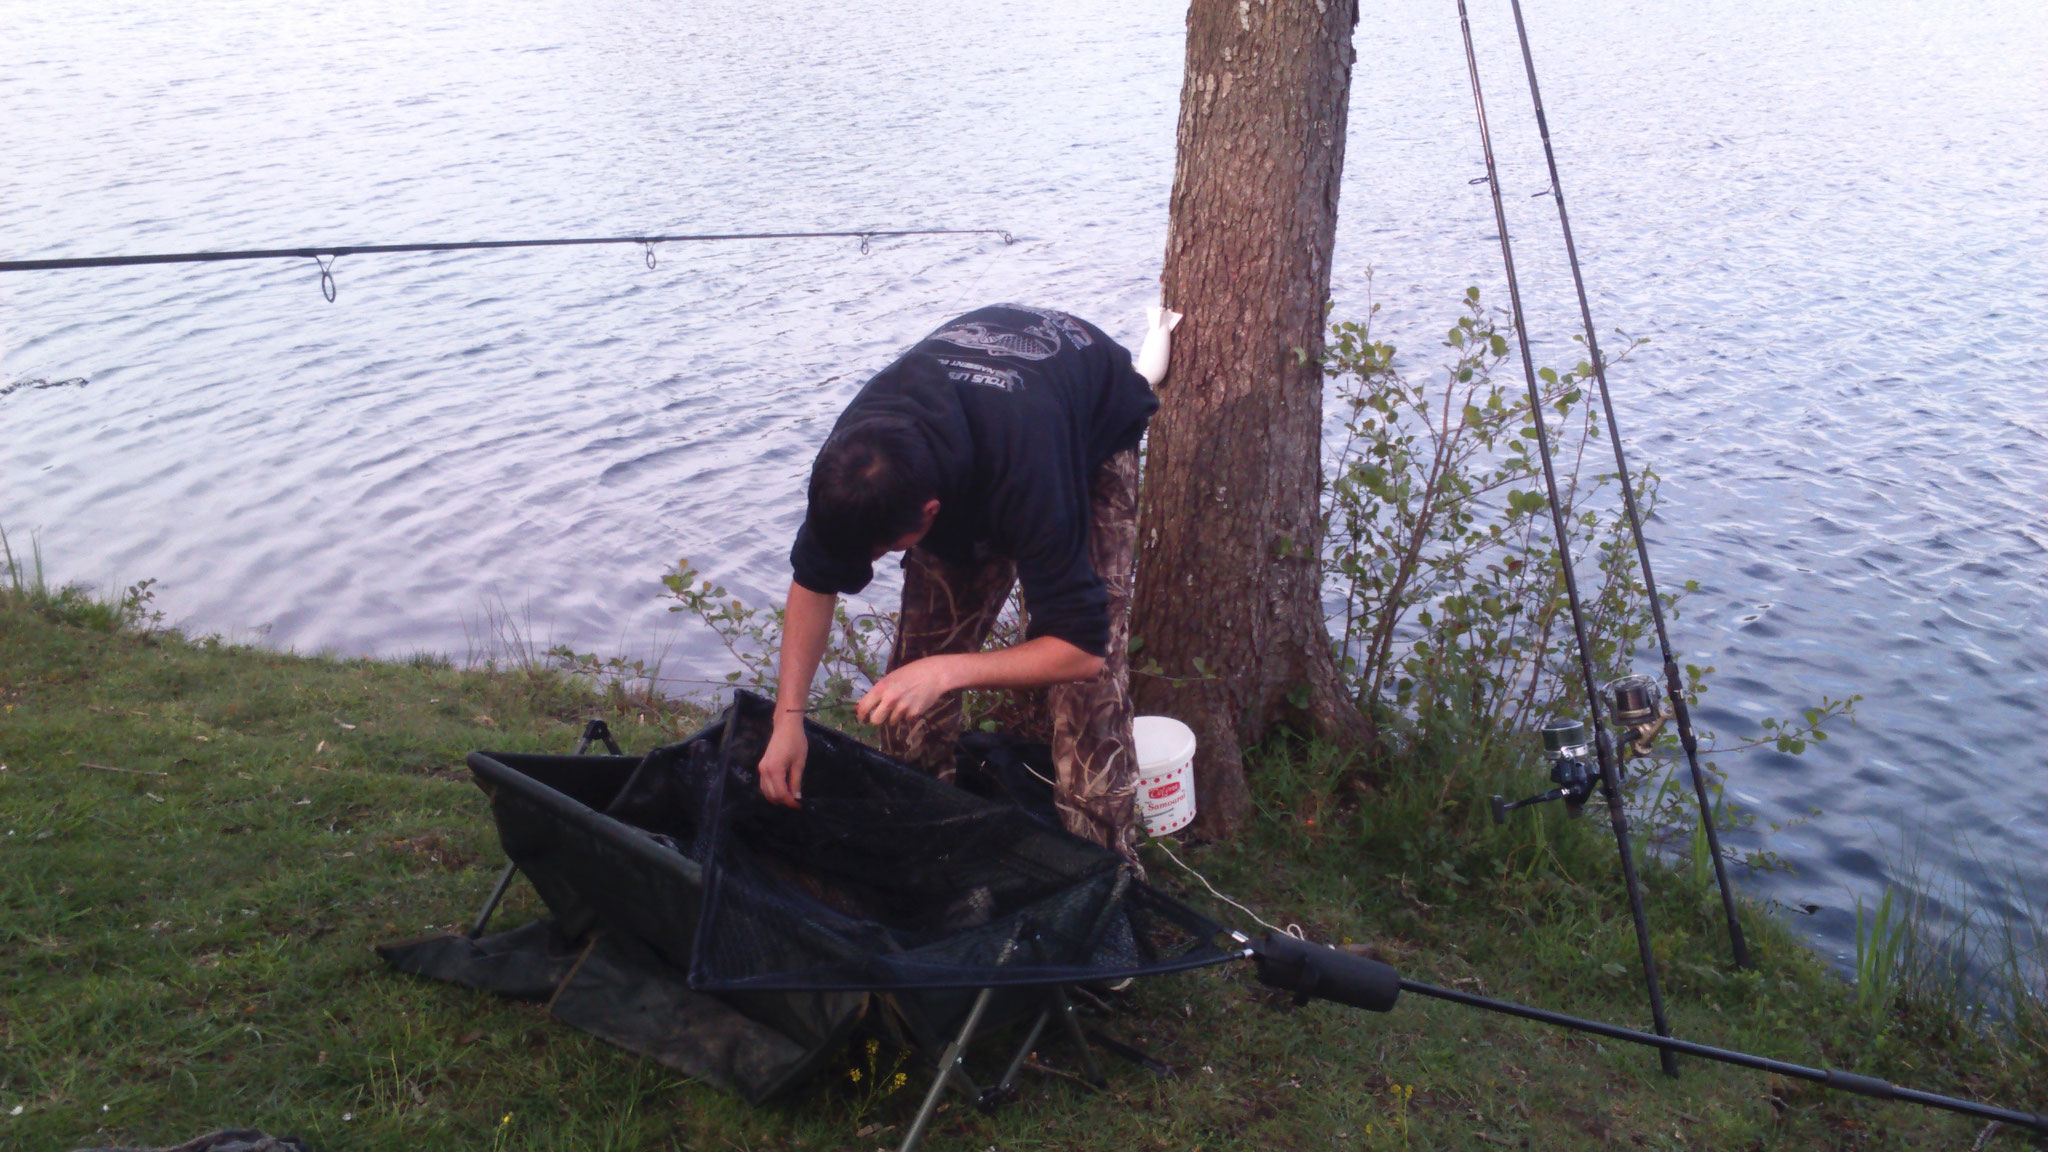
[1132,715,1198,837]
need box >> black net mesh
[678,692,1226,993]
[458,691,1231,1060]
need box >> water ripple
[4,0,2046,961]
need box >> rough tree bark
[1132,0,1373,838]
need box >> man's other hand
[855,638,1102,732]
[856,655,960,729]
[758,718,809,808]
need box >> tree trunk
[1133,0,1373,838]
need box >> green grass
[2,598,2042,1151]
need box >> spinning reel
[1491,677,1671,825]
[1490,718,1597,824]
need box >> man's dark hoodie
[789,304,1159,658]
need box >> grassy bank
[2,595,2041,1151]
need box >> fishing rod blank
[0,227,1016,300]
[1246,933,2048,1135]
[1503,0,1751,971]
[1452,0,1678,1076]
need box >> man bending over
[758,302,1178,863]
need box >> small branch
[1021,1056,1104,1090]
[80,761,166,777]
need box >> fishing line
[1500,0,1750,969]
[1152,839,1305,941]
[1452,0,1678,1075]
[0,227,1016,301]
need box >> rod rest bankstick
[1452,0,1678,1076]
[1247,935,2048,1135]
[1503,0,1750,970]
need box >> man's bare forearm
[774,581,837,726]
[928,635,1104,693]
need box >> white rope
[1151,839,1304,940]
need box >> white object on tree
[1135,305,1183,386]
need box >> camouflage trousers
[877,448,1141,865]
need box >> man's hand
[758,715,809,808]
[856,655,960,730]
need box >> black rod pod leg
[1451,0,1678,1076]
[1590,726,1680,1077]
[1250,934,1401,1013]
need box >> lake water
[5,0,2045,969]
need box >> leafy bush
[1323,283,1702,735]
[657,559,893,729]
[1319,283,1852,863]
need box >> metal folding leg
[1049,985,1106,1086]
[897,933,1029,1152]
[978,982,1110,1116]
[973,885,1132,1116]
[900,986,997,1152]
[467,862,521,939]
[985,1003,1056,1110]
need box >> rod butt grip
[1250,934,1401,1014]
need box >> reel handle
[1491,787,1569,824]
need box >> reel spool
[1605,673,1668,759]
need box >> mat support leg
[469,719,620,940]
[900,986,997,1152]
[576,718,623,757]
[467,861,518,939]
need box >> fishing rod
[1499,0,1751,970]
[1452,0,1679,1076]
[0,227,1016,301]
[1245,933,2048,1136]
